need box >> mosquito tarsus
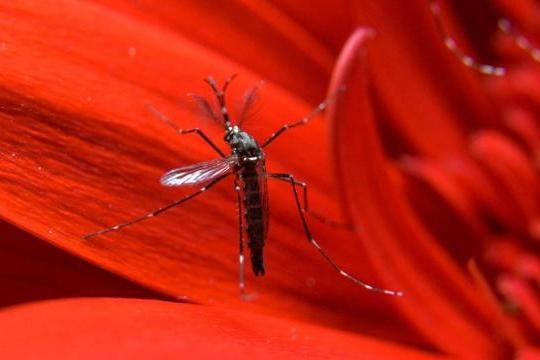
[429,0,506,76]
[83,75,404,298]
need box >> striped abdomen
[239,160,268,276]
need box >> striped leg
[261,90,342,148]
[83,174,229,239]
[267,174,354,230]
[234,178,247,297]
[268,173,403,297]
[146,104,225,157]
[429,0,505,76]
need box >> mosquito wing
[237,81,264,126]
[161,156,237,187]
[185,93,223,124]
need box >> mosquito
[84,75,404,298]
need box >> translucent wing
[237,81,264,126]
[161,156,237,187]
[185,93,222,124]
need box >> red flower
[0,0,539,358]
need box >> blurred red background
[0,0,539,358]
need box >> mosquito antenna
[498,18,540,63]
[146,104,181,132]
[185,93,221,123]
[222,73,238,92]
[429,0,506,76]
[238,81,265,127]
[204,75,238,127]
[145,103,225,157]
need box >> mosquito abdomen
[239,162,268,276]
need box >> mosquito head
[204,74,238,129]
[226,127,262,159]
[224,125,240,143]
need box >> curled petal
[328,27,502,356]
[470,131,540,238]
[348,1,499,156]
[468,260,527,348]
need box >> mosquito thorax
[225,125,263,161]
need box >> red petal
[470,131,540,237]
[0,298,443,360]
[502,106,540,156]
[518,347,540,360]
[328,28,502,356]
[0,1,413,339]
[487,65,540,108]
[347,1,498,157]
[399,156,487,252]
[468,260,527,348]
[90,0,334,103]
[266,0,355,52]
[499,275,540,335]
[443,156,518,231]
[486,240,540,299]
[398,156,491,268]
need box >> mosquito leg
[234,178,247,297]
[498,18,540,63]
[261,90,342,148]
[146,104,225,157]
[267,173,404,297]
[204,75,237,126]
[234,178,257,301]
[429,0,506,76]
[266,173,354,230]
[83,174,230,240]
